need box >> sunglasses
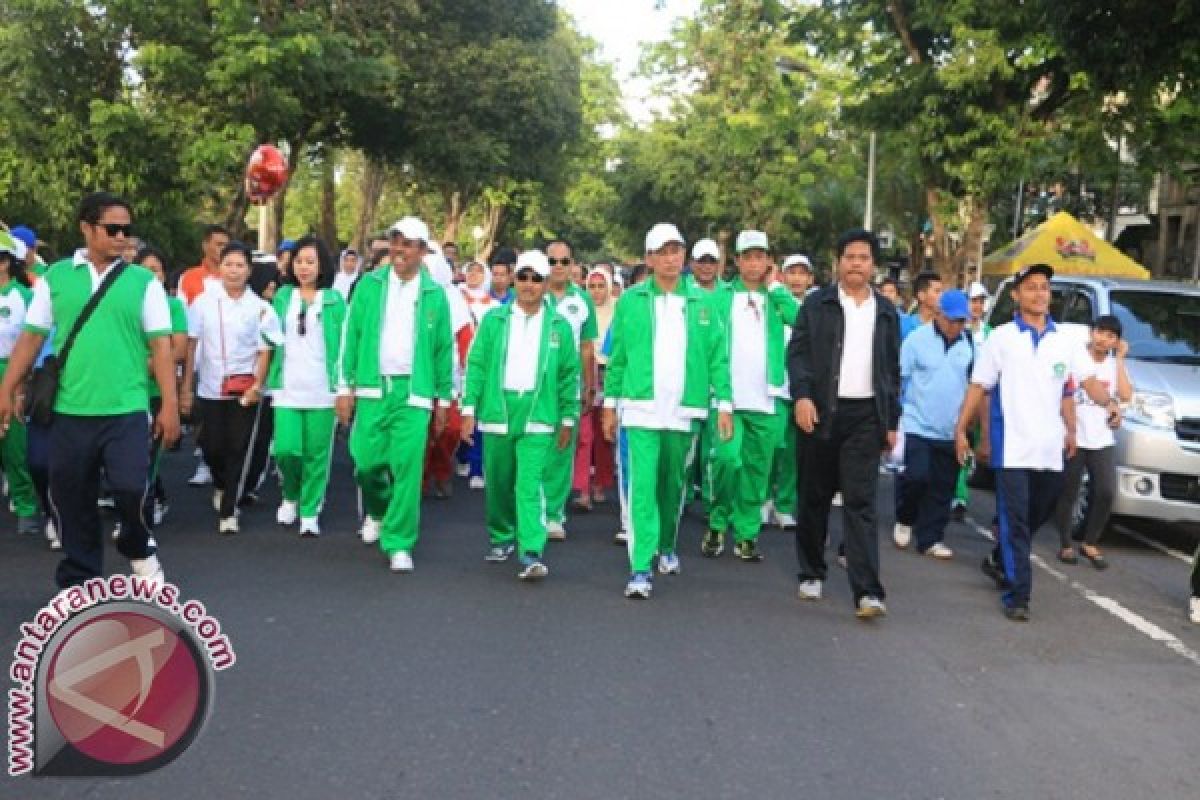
[515,270,545,284]
[297,306,320,335]
[547,258,572,267]
[98,223,134,238]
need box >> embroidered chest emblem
[1053,362,1067,378]
[0,306,10,319]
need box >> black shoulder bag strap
[57,261,128,370]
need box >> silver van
[986,276,1200,528]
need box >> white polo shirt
[972,315,1087,471]
[0,282,31,359]
[187,285,276,400]
[620,293,692,432]
[379,269,418,376]
[730,291,772,413]
[838,286,875,398]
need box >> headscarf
[586,268,616,363]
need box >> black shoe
[1003,604,1030,622]
[981,555,1011,590]
[735,539,763,562]
[238,491,259,508]
[701,529,724,558]
[951,503,967,522]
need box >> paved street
[3,439,1198,799]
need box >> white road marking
[966,519,1200,669]
[1111,523,1195,565]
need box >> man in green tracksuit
[706,231,800,562]
[687,238,724,513]
[337,216,453,573]
[602,223,733,599]
[541,239,597,541]
[461,250,580,581]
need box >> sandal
[1057,548,1079,565]
[1079,545,1109,570]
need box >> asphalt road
[2,437,1198,799]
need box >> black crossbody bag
[27,263,127,426]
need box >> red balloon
[245,144,289,205]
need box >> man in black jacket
[787,229,900,618]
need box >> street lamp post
[864,131,876,230]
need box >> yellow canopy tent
[982,211,1150,280]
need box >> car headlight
[1127,390,1175,430]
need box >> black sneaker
[980,555,1011,590]
[735,539,763,562]
[701,529,724,558]
[951,502,967,522]
[1003,604,1030,622]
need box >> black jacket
[786,284,901,441]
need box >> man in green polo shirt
[0,192,180,589]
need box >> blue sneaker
[657,552,681,575]
[517,554,548,581]
[623,572,653,598]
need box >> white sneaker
[455,463,470,478]
[45,519,61,550]
[218,516,239,534]
[761,501,773,525]
[775,512,797,529]
[389,551,414,572]
[469,476,485,490]
[614,529,628,545]
[360,516,381,545]
[831,492,843,507]
[924,542,954,560]
[656,552,681,575]
[1189,597,1200,625]
[130,554,165,584]
[153,499,168,526]
[856,596,887,619]
[212,490,224,512]
[893,523,912,549]
[276,500,298,526]
[299,517,320,537]
[111,522,121,541]
[797,579,823,601]
[189,463,213,486]
[546,520,566,541]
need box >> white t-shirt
[379,269,418,376]
[730,291,772,413]
[274,291,335,409]
[504,306,543,392]
[620,293,693,432]
[837,286,875,398]
[1074,351,1116,450]
[0,284,31,359]
[187,286,276,400]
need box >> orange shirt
[179,263,219,305]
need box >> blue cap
[939,289,970,320]
[277,239,296,254]
[9,226,37,249]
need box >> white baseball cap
[515,249,551,278]
[735,230,769,254]
[645,223,685,253]
[691,238,720,261]
[782,254,812,272]
[968,280,989,299]
[388,216,431,244]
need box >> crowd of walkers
[1,191,1198,624]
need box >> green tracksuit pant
[349,377,430,556]
[625,426,696,573]
[710,408,785,542]
[768,398,798,517]
[543,420,579,525]
[483,391,552,557]
[691,414,713,509]
[275,406,337,517]
[0,360,37,518]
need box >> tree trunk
[271,139,303,250]
[442,189,468,245]
[353,155,386,251]
[1154,171,1169,277]
[925,185,952,277]
[318,151,338,248]
[954,196,988,287]
[224,182,250,241]
[478,198,507,262]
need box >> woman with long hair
[267,236,346,536]
[181,242,277,533]
[0,232,40,536]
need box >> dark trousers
[994,467,1063,608]
[26,418,51,513]
[1053,446,1116,548]
[1191,542,1200,597]
[49,412,153,588]
[795,398,886,603]
[243,395,274,497]
[197,398,260,518]
[896,433,958,551]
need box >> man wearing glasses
[706,231,800,562]
[460,250,580,581]
[0,192,180,589]
[602,224,733,599]
[337,216,454,574]
[542,239,598,541]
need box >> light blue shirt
[900,321,974,441]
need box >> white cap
[645,223,685,253]
[691,238,720,261]
[388,216,431,244]
[735,230,769,254]
[782,254,812,272]
[968,280,989,299]
[515,249,551,278]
